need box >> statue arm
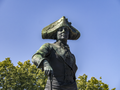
[32,43,51,69]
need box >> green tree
[0,58,116,90]
[0,58,47,90]
[76,74,116,90]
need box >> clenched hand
[43,60,53,76]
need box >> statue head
[56,26,69,41]
[42,16,80,40]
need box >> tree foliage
[76,74,116,90]
[0,58,116,90]
[0,58,47,90]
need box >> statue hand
[43,60,53,76]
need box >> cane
[49,71,53,90]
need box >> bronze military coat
[32,41,78,90]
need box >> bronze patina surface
[42,16,80,40]
[32,16,80,90]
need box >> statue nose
[62,28,65,33]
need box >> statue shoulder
[39,43,51,50]
[37,43,55,53]
[70,53,76,60]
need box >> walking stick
[49,71,53,90]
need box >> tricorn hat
[42,16,80,40]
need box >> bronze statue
[32,16,80,90]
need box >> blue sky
[0,0,120,89]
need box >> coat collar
[54,41,70,51]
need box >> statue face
[57,26,69,40]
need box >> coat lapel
[51,43,75,72]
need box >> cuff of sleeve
[32,55,46,70]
